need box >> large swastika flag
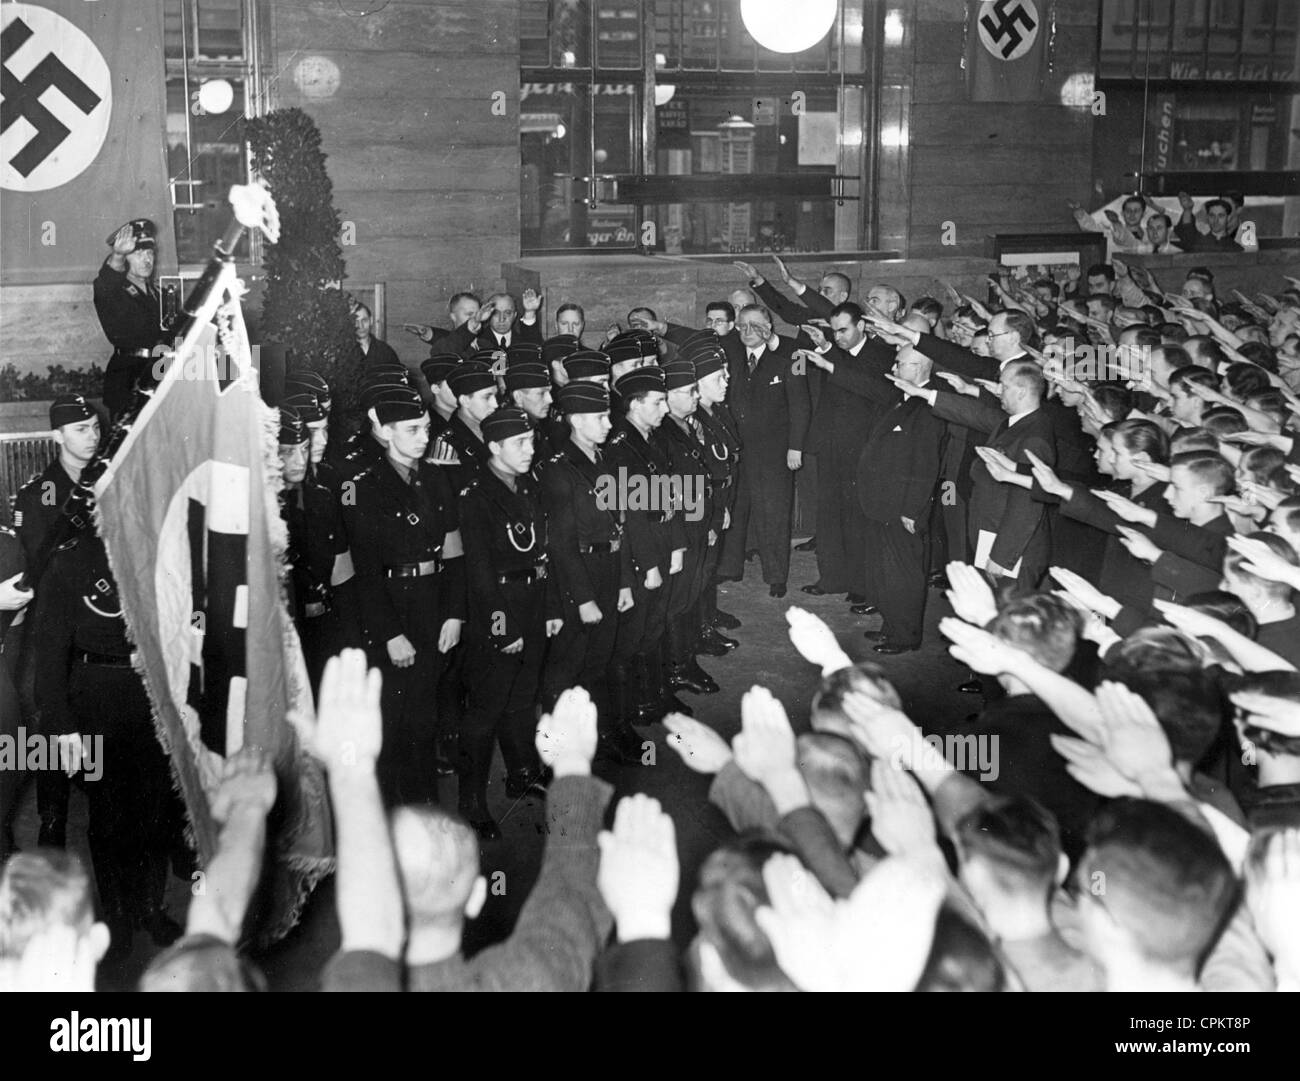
[1,1,174,284]
[94,289,332,942]
[966,0,1053,103]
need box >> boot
[629,652,661,725]
[667,615,711,694]
[697,624,738,655]
[653,635,693,717]
[675,614,720,693]
[457,725,501,842]
[599,664,647,763]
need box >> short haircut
[1121,325,1160,350]
[911,296,944,322]
[705,300,736,321]
[1106,626,1205,676]
[1236,341,1278,373]
[1151,344,1191,373]
[555,301,585,320]
[797,732,868,840]
[1149,212,1172,229]
[1122,195,1145,213]
[954,796,1061,894]
[1003,359,1046,402]
[1087,293,1118,316]
[691,835,798,991]
[1222,362,1270,400]
[1091,383,1134,423]
[822,271,852,296]
[1187,266,1216,285]
[987,593,1080,673]
[1201,406,1248,440]
[627,306,658,323]
[139,934,267,992]
[448,291,480,312]
[1239,446,1286,486]
[1170,450,1235,497]
[389,805,481,925]
[1111,418,1170,464]
[737,303,773,329]
[914,906,1006,992]
[1168,364,1218,395]
[811,660,902,737]
[353,301,372,319]
[1113,667,1226,767]
[1033,279,1061,299]
[831,301,866,324]
[1170,428,1219,454]
[0,849,94,960]
[1087,263,1115,283]
[1224,530,1299,602]
[1271,496,1300,538]
[1079,798,1237,968]
[867,284,904,314]
[1000,309,1039,349]
[1204,198,1231,216]
[953,304,987,329]
[1160,323,1190,344]
[1185,338,1227,370]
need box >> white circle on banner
[0,3,113,192]
[293,56,340,100]
[977,0,1040,63]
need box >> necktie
[498,336,507,349]
[748,352,759,375]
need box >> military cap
[107,218,157,252]
[662,358,698,391]
[279,407,309,446]
[421,353,462,387]
[615,367,666,398]
[49,395,96,429]
[504,361,551,393]
[554,382,610,415]
[542,335,580,366]
[369,385,426,425]
[563,349,611,381]
[447,360,497,398]
[481,406,533,444]
[505,342,544,368]
[282,391,326,425]
[607,330,659,364]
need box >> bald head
[894,345,933,386]
[390,806,482,926]
[900,312,931,336]
[729,287,758,312]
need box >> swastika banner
[966,0,1054,103]
[93,301,333,942]
[1,1,174,285]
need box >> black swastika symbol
[1,16,102,177]
[980,0,1037,60]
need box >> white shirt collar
[1006,407,1034,426]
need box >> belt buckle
[610,538,621,553]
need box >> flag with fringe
[93,278,332,943]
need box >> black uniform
[694,401,742,635]
[0,525,24,858]
[31,536,176,939]
[13,458,76,573]
[92,261,169,418]
[537,436,632,720]
[342,456,466,806]
[604,417,684,718]
[457,468,559,813]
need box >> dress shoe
[745,548,759,562]
[929,572,950,590]
[712,609,741,630]
[845,593,867,604]
[697,626,739,655]
[957,678,985,695]
[505,769,549,800]
[670,664,711,695]
[140,910,184,948]
[769,583,787,598]
[800,583,828,596]
[873,640,918,655]
[850,603,878,615]
[863,629,887,642]
[684,658,720,694]
[794,536,817,552]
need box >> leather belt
[115,347,153,359]
[303,601,329,618]
[578,540,621,554]
[77,650,135,668]
[385,559,444,578]
[498,562,548,585]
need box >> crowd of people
[2,201,1300,992]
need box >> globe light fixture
[740,0,838,55]
[197,78,235,114]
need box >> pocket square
[769,376,782,385]
[891,424,903,432]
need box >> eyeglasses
[988,329,1016,339]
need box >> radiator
[0,432,56,527]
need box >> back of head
[1105,625,1205,677]
[1168,364,1217,396]
[1079,798,1236,970]
[914,906,1006,991]
[1171,449,1235,497]
[1201,406,1247,440]
[797,732,868,847]
[1001,309,1038,350]
[1112,418,1170,464]
[690,835,797,991]
[1185,589,1258,640]
[0,849,94,960]
[1091,383,1133,423]
[954,796,1061,899]
[139,934,267,992]
[1225,530,1300,603]
[390,805,481,927]
[987,593,1080,673]
[1111,666,1226,769]
[811,660,902,744]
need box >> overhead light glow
[741,0,838,55]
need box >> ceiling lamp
[740,0,838,54]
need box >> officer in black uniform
[537,382,642,764]
[12,396,101,849]
[341,384,467,806]
[283,368,333,473]
[439,359,499,491]
[687,335,743,652]
[278,407,356,697]
[504,355,556,463]
[605,367,689,724]
[32,531,182,960]
[322,363,411,493]
[421,353,463,442]
[543,334,580,388]
[457,407,562,840]
[654,357,720,697]
[93,219,172,419]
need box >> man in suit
[442,292,546,357]
[407,291,481,351]
[798,302,896,604]
[716,304,811,597]
[895,359,1056,590]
